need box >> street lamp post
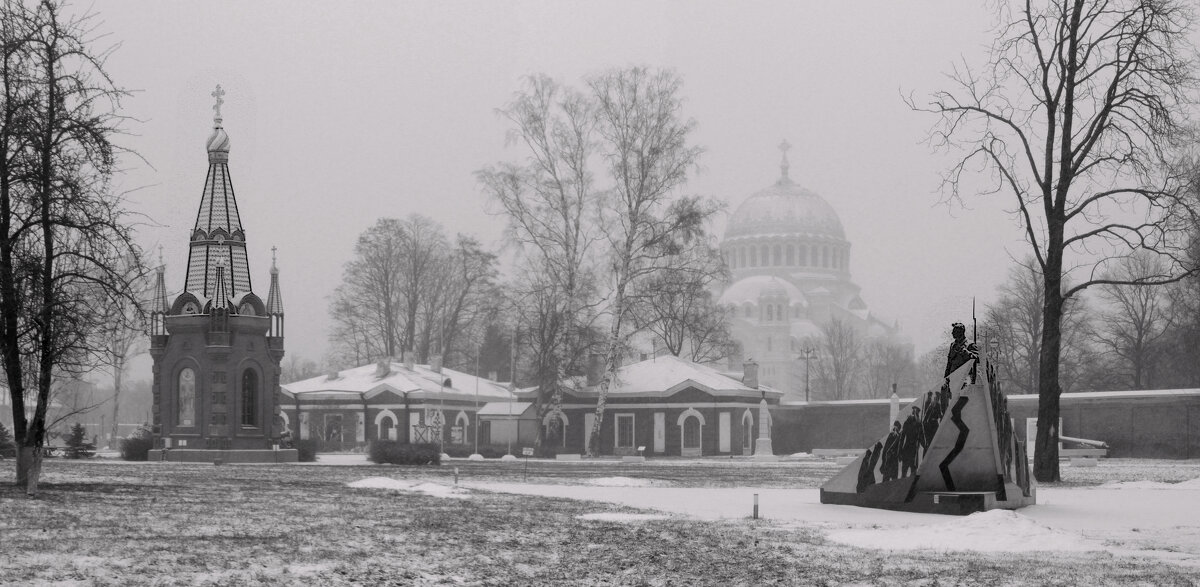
[799,347,814,402]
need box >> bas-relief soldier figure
[900,405,925,477]
[922,391,943,452]
[881,421,901,482]
[857,442,881,493]
[945,322,979,381]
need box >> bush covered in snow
[368,441,441,465]
[294,439,318,462]
[120,424,153,461]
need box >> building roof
[565,354,783,399]
[185,85,252,299]
[282,360,518,403]
[477,402,534,417]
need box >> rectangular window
[615,414,635,449]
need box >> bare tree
[985,258,1092,395]
[587,67,714,455]
[397,214,446,359]
[1092,250,1173,388]
[861,339,916,399]
[281,354,320,384]
[1160,230,1200,387]
[632,240,734,363]
[103,257,149,445]
[809,317,862,401]
[0,0,144,492]
[330,218,405,361]
[478,74,601,449]
[914,0,1200,481]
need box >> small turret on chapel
[148,86,292,461]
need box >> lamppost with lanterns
[799,346,814,402]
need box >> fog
[90,1,1186,367]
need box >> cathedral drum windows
[178,367,196,427]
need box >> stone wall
[773,390,1200,459]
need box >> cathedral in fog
[717,142,904,400]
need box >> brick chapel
[149,86,288,457]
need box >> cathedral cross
[778,139,792,181]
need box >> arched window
[794,306,801,318]
[739,248,747,268]
[745,305,752,318]
[177,368,196,428]
[241,369,258,427]
[772,245,781,266]
[760,246,769,266]
[683,416,701,451]
[799,245,807,266]
[749,246,758,267]
[822,247,829,268]
[379,417,393,441]
[766,305,773,321]
[786,245,794,266]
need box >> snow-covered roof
[565,355,782,399]
[282,361,517,403]
[477,402,533,417]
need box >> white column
[753,399,776,460]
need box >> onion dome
[206,85,230,162]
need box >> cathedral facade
[717,142,902,400]
[149,87,289,459]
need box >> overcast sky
[87,1,1197,372]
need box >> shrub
[63,423,95,458]
[294,439,318,462]
[120,424,153,461]
[369,441,441,465]
[0,421,14,459]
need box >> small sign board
[522,447,535,456]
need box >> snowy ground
[5,457,1200,584]
[454,475,1200,567]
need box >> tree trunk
[111,357,124,447]
[1034,253,1065,483]
[17,446,41,494]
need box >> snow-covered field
[455,477,1200,567]
[4,457,1200,585]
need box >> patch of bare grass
[0,459,1196,585]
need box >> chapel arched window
[177,368,196,428]
[241,369,259,427]
[749,247,757,267]
[786,245,794,266]
[772,245,781,266]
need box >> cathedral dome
[725,177,844,241]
